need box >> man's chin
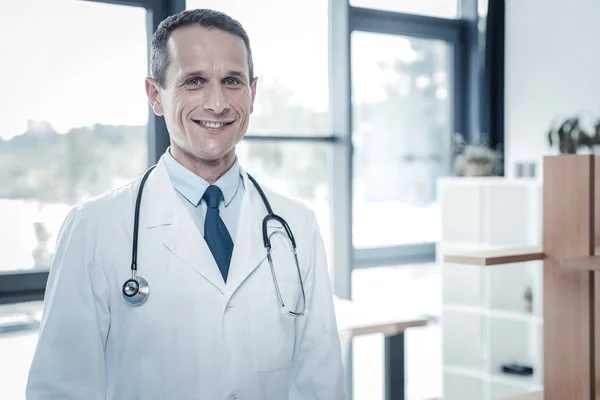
[191,146,235,163]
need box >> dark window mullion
[0,271,49,305]
[350,6,466,41]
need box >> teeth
[197,120,226,129]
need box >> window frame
[347,5,469,272]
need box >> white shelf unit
[437,177,544,400]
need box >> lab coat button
[229,395,238,400]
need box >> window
[0,0,148,273]
[186,0,331,136]
[351,31,451,248]
[479,0,489,17]
[350,0,459,19]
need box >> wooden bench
[334,298,429,400]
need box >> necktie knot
[203,185,223,209]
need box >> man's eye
[187,78,202,85]
[224,78,240,85]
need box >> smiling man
[26,8,346,400]
[148,13,256,184]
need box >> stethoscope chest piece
[122,276,149,306]
[122,164,156,306]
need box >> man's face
[146,26,257,164]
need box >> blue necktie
[203,185,234,283]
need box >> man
[26,8,346,400]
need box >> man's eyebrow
[178,70,206,81]
[226,70,248,80]
[178,70,248,82]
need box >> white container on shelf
[437,177,543,400]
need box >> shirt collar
[162,147,242,208]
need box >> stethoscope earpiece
[122,276,150,306]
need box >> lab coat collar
[142,158,272,298]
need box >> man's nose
[203,83,230,114]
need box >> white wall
[504,0,600,178]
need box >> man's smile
[192,119,234,130]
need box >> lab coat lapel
[145,160,226,294]
[225,170,271,300]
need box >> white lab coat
[26,158,346,400]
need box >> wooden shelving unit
[443,155,600,400]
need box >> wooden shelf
[507,391,543,400]
[560,255,600,271]
[443,246,544,266]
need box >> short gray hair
[150,9,254,88]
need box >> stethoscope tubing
[123,164,307,316]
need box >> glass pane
[185,0,330,135]
[0,0,148,272]
[236,140,333,274]
[0,301,44,400]
[479,0,489,17]
[350,0,458,18]
[351,32,451,248]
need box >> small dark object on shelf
[523,285,533,313]
[501,363,534,376]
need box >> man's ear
[145,77,164,116]
[250,77,258,114]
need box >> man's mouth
[192,119,234,130]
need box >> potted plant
[452,133,503,177]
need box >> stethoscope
[121,164,308,318]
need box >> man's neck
[169,146,236,184]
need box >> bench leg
[384,332,405,400]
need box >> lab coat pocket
[250,280,301,372]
